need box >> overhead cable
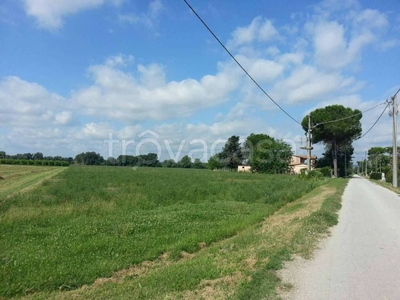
[183,0,301,125]
[356,103,389,140]
[313,102,386,128]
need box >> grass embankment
[369,179,400,194]
[0,166,346,299]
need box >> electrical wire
[183,0,301,125]
[313,102,386,128]
[392,88,400,99]
[356,102,389,140]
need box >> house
[237,165,251,172]
[290,155,317,174]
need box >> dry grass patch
[178,272,245,300]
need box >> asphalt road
[280,176,400,300]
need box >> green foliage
[298,169,324,180]
[386,171,392,183]
[75,151,105,165]
[207,154,223,170]
[369,172,382,180]
[0,159,69,166]
[302,105,362,144]
[316,167,332,177]
[192,158,205,169]
[115,153,159,167]
[0,167,324,297]
[179,155,192,168]
[219,135,243,169]
[243,133,293,174]
[302,105,362,177]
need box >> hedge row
[0,159,69,166]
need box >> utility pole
[365,151,368,176]
[344,146,347,178]
[308,115,312,171]
[300,114,314,172]
[391,90,399,187]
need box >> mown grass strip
[0,166,65,199]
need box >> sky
[0,0,399,162]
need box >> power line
[356,102,389,140]
[393,88,400,99]
[313,102,386,128]
[183,0,301,125]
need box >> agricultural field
[0,166,347,299]
[0,165,66,199]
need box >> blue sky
[0,0,399,162]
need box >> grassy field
[0,166,347,299]
[0,165,66,199]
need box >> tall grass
[0,166,324,297]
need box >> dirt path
[279,176,400,299]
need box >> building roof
[292,155,317,159]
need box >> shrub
[386,171,392,183]
[298,169,324,180]
[369,172,381,180]
[316,167,331,177]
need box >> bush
[386,171,392,183]
[298,169,324,180]
[316,167,331,177]
[369,172,381,180]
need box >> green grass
[0,165,65,199]
[0,166,326,297]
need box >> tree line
[0,151,72,166]
[208,134,293,173]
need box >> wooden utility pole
[391,91,399,187]
[301,115,314,171]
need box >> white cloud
[73,55,241,121]
[308,6,390,70]
[118,0,163,29]
[0,76,72,127]
[229,16,279,48]
[22,0,123,30]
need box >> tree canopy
[218,135,243,170]
[302,105,362,177]
[207,133,293,173]
[243,133,292,174]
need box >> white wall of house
[238,165,251,172]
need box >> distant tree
[33,152,44,160]
[219,136,243,169]
[24,153,33,160]
[106,157,118,166]
[179,155,192,168]
[162,159,177,168]
[0,151,6,159]
[208,154,222,170]
[193,158,205,169]
[317,143,354,177]
[302,105,362,177]
[368,146,392,173]
[138,153,159,167]
[75,152,104,165]
[243,133,292,174]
